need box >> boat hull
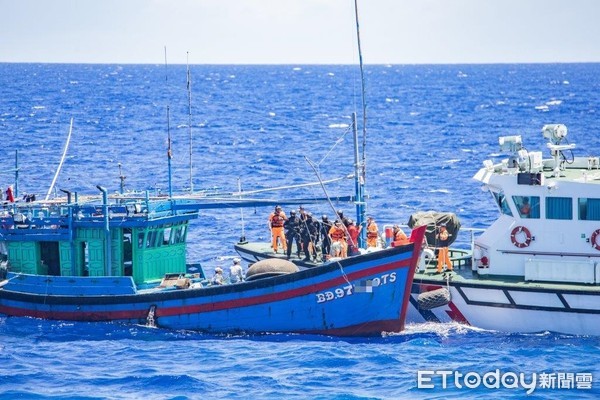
[0,227,425,336]
[408,277,600,336]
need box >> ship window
[546,197,572,220]
[163,227,172,245]
[493,191,513,216]
[579,198,600,220]
[512,196,540,219]
[146,230,156,248]
[180,225,187,242]
[138,232,145,249]
[173,226,182,244]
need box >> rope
[317,124,354,167]
[336,260,352,287]
[45,118,74,201]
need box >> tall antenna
[165,46,173,198]
[186,51,194,193]
[238,178,246,243]
[353,0,367,185]
[353,0,367,243]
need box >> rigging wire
[186,51,194,193]
[45,118,74,201]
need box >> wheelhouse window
[579,198,600,221]
[513,195,540,218]
[492,191,513,216]
[546,197,573,220]
[163,227,172,245]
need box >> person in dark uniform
[336,209,350,227]
[284,210,302,259]
[320,215,332,259]
[300,213,320,262]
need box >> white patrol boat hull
[407,271,600,336]
[407,125,600,336]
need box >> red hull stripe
[157,258,412,317]
[0,254,414,322]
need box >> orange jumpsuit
[328,224,347,258]
[269,211,287,252]
[436,228,452,272]
[366,220,379,248]
[393,228,410,246]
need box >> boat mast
[238,178,246,243]
[165,46,173,198]
[186,52,194,193]
[352,112,366,248]
[14,149,19,198]
[353,0,367,246]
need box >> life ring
[591,229,600,251]
[510,226,532,248]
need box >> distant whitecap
[429,189,451,193]
[546,100,562,106]
[328,123,349,129]
[268,112,276,117]
[327,72,334,76]
[535,105,549,112]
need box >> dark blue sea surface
[1,63,600,398]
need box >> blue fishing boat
[0,185,425,336]
[0,0,427,336]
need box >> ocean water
[1,63,600,399]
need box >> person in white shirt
[229,258,244,284]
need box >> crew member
[300,213,320,262]
[284,210,302,259]
[268,205,287,253]
[346,219,361,256]
[320,215,332,259]
[436,224,453,273]
[520,197,531,218]
[5,185,14,203]
[366,216,379,248]
[392,225,410,246]
[229,258,244,284]
[211,267,226,285]
[336,209,350,227]
[329,220,347,258]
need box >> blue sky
[2,0,600,64]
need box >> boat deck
[235,241,600,292]
[413,260,600,293]
[235,241,323,266]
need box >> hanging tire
[417,288,451,310]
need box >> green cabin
[0,196,197,285]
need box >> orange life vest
[367,222,378,239]
[270,212,285,228]
[329,226,345,241]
